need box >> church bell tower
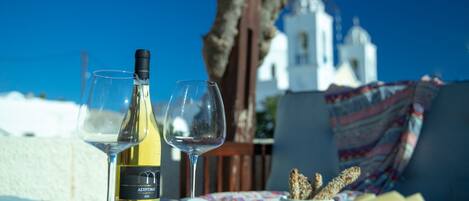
[338,17,377,84]
[285,0,335,91]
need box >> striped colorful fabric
[325,79,441,194]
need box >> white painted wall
[338,43,377,84]
[256,79,280,110]
[284,0,335,92]
[338,25,377,84]
[0,92,79,137]
[257,32,289,90]
[287,65,319,91]
[255,0,379,108]
[334,62,361,87]
[256,32,289,109]
[0,137,106,201]
[0,92,106,200]
[0,92,181,200]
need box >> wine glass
[77,70,148,201]
[163,80,226,198]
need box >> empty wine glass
[163,80,226,198]
[77,70,148,201]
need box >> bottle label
[119,166,160,199]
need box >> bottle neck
[136,78,150,86]
[135,79,153,114]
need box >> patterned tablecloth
[180,191,362,201]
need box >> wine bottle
[116,49,161,200]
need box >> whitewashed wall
[0,92,181,200]
[0,137,106,201]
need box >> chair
[266,82,469,200]
[179,142,272,197]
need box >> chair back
[180,142,273,197]
[267,82,469,200]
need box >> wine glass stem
[189,153,199,198]
[107,153,117,201]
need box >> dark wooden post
[219,0,260,191]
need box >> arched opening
[350,58,360,80]
[271,63,277,79]
[296,31,309,65]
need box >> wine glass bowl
[78,70,147,154]
[163,80,226,197]
[77,70,148,201]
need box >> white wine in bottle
[116,49,161,200]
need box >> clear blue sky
[1,0,468,102]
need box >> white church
[256,0,377,109]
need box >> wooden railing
[180,141,273,197]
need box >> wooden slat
[229,156,239,192]
[205,142,254,156]
[179,154,185,198]
[185,154,190,197]
[261,144,266,189]
[217,156,223,192]
[239,156,244,191]
[254,143,272,189]
[203,158,210,195]
[265,155,271,189]
[241,155,252,190]
[251,154,257,190]
[180,154,192,198]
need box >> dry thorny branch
[203,0,288,82]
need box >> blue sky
[0,0,468,102]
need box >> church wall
[285,14,319,67]
[288,64,319,91]
[338,43,377,84]
[364,44,377,82]
[261,0,378,94]
[314,11,334,69]
[256,79,281,110]
[339,44,366,82]
[257,33,289,89]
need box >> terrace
[1,0,468,201]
